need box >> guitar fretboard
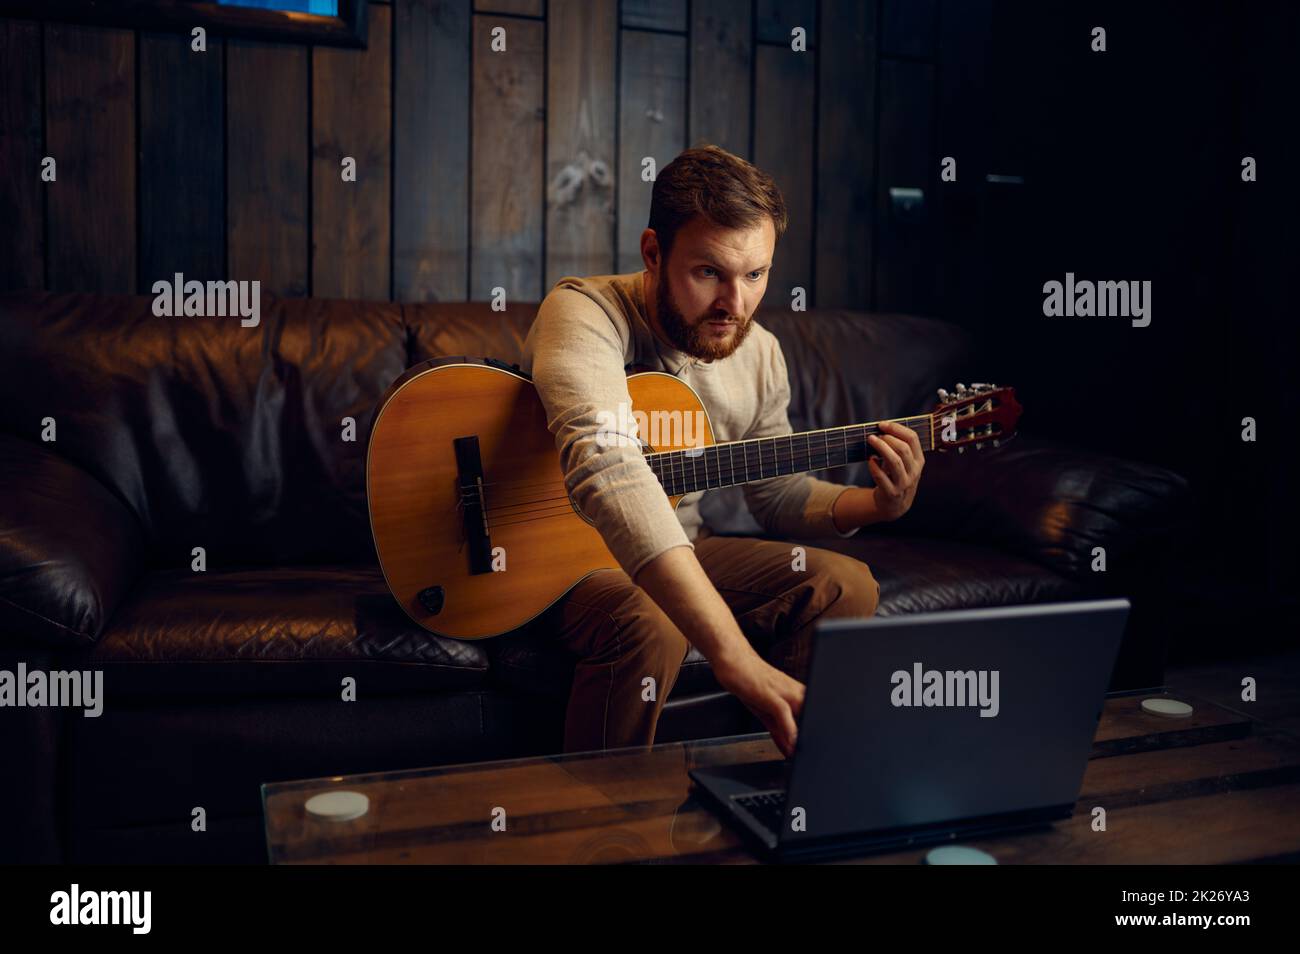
[645,416,935,497]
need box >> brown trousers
[539,534,881,754]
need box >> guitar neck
[644,414,936,497]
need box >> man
[521,145,924,758]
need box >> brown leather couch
[0,291,1192,863]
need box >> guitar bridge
[454,436,494,575]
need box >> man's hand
[712,654,806,758]
[865,419,924,522]
[634,546,806,758]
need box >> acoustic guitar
[366,357,1022,639]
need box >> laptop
[689,598,1131,863]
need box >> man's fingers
[879,434,917,476]
[868,433,907,478]
[868,456,899,495]
[777,707,799,759]
[885,420,925,459]
[788,681,806,718]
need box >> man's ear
[640,227,661,272]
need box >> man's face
[644,215,775,361]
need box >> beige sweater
[520,271,857,578]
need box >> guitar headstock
[931,383,1022,453]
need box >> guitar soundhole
[417,586,445,616]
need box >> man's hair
[647,144,788,263]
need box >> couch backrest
[1,293,972,565]
[0,292,406,567]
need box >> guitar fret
[656,416,935,496]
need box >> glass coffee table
[262,691,1300,864]
[263,731,779,864]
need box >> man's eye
[748,271,763,280]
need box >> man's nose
[716,281,745,318]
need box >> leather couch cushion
[759,307,973,441]
[86,565,488,696]
[0,292,407,567]
[701,308,972,536]
[485,536,1083,698]
[0,435,145,649]
[814,534,1088,613]
[869,436,1193,584]
[404,301,536,366]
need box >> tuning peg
[937,388,949,401]
[956,383,968,393]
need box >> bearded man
[521,145,925,757]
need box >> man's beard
[654,274,753,360]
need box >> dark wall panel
[470,14,544,301]
[227,40,308,298]
[7,0,903,308]
[623,0,686,33]
[754,44,815,306]
[395,0,470,301]
[312,2,392,301]
[0,20,44,291]
[816,0,876,308]
[756,0,815,47]
[617,29,686,274]
[874,57,934,314]
[474,0,543,15]
[44,25,135,294]
[882,0,937,59]
[934,0,992,327]
[546,0,617,288]
[139,31,225,290]
[689,0,751,158]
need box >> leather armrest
[886,436,1193,583]
[0,435,145,649]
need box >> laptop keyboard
[733,789,788,834]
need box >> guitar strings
[474,418,941,511]
[469,418,940,513]
[473,431,948,519]
[470,416,937,494]
[478,449,925,526]
[484,456,864,529]
[479,449,884,510]
[455,410,1009,526]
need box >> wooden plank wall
[0,0,986,315]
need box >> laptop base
[690,762,1070,863]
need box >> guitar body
[367,360,712,639]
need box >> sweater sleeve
[523,287,693,577]
[741,333,860,540]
